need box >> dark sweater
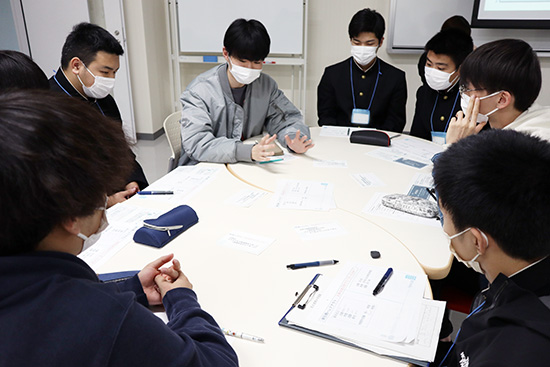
[444,256,550,366]
[0,251,238,367]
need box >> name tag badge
[431,131,447,145]
[351,108,370,126]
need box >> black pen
[137,190,174,195]
[425,187,437,201]
[372,267,393,296]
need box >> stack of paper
[282,263,445,364]
[270,179,336,211]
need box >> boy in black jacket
[432,129,550,366]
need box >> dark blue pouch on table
[133,205,198,248]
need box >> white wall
[127,0,550,135]
[123,0,172,137]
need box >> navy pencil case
[349,130,391,147]
[133,205,198,248]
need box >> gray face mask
[443,227,488,274]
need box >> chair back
[163,111,182,172]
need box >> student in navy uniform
[317,8,407,131]
[433,129,550,366]
[410,29,473,143]
[0,90,239,367]
[49,23,148,206]
[417,16,471,86]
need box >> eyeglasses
[459,85,485,96]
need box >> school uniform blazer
[317,57,407,132]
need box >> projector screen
[472,0,550,28]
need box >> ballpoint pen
[137,190,174,195]
[222,328,264,343]
[373,267,393,296]
[286,260,339,270]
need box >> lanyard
[430,89,460,133]
[350,58,380,111]
[436,300,486,367]
[53,74,105,116]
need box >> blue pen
[373,267,393,296]
[137,190,174,195]
[286,260,339,270]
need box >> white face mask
[77,64,116,99]
[460,90,503,123]
[351,45,377,66]
[228,58,262,85]
[77,200,109,253]
[425,67,457,91]
[444,227,488,274]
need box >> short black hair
[425,29,473,69]
[0,90,134,256]
[0,50,49,90]
[348,8,385,41]
[433,129,550,261]
[223,19,270,61]
[441,15,471,36]
[61,22,123,69]
[459,39,541,112]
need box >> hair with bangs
[459,39,541,111]
[348,8,385,41]
[223,19,270,61]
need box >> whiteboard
[177,0,304,55]
[388,0,550,54]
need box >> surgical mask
[444,227,488,274]
[77,64,116,99]
[228,58,262,85]
[424,67,457,91]
[77,200,109,252]
[460,90,502,123]
[351,45,377,66]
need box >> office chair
[162,111,182,172]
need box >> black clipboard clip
[293,273,321,310]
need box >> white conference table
[228,127,452,280]
[95,129,452,366]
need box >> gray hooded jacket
[178,64,310,165]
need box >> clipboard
[278,273,431,366]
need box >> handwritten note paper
[294,222,347,241]
[218,230,275,255]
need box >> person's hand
[285,131,314,154]
[125,181,140,193]
[251,134,277,161]
[107,185,138,208]
[155,258,193,299]
[446,96,486,144]
[137,254,175,306]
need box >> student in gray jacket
[179,18,314,165]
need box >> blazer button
[443,95,448,100]
[440,116,445,121]
[361,75,366,79]
[359,92,364,96]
